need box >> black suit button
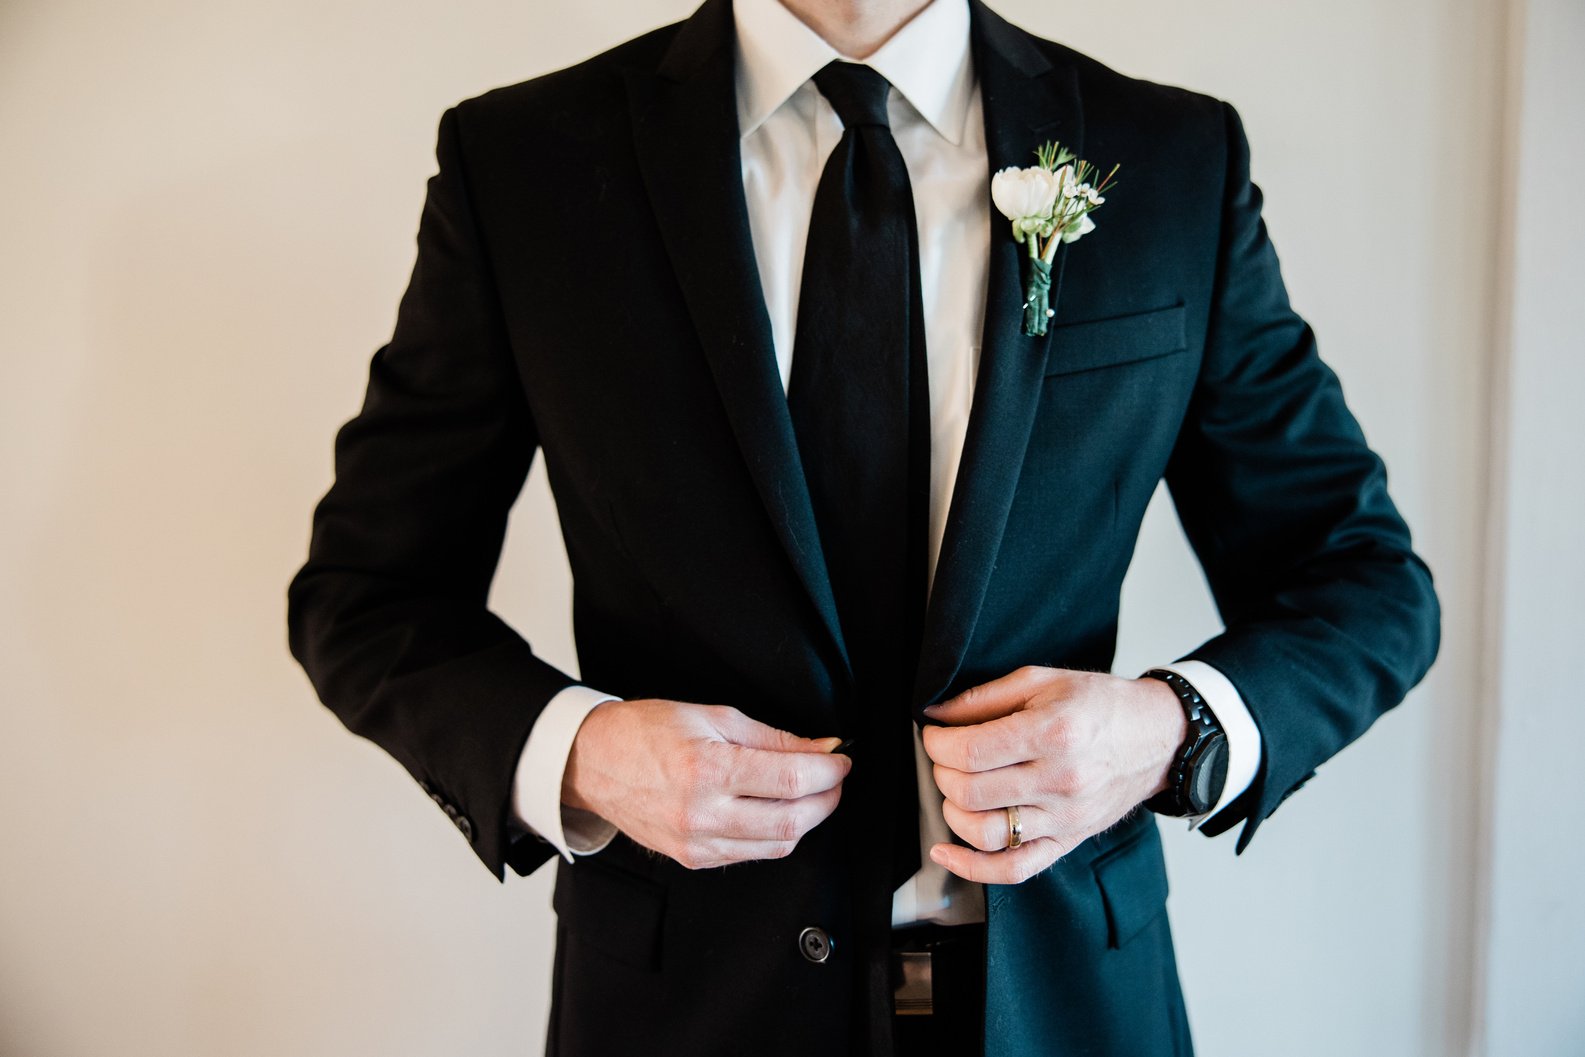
[798,926,833,964]
[455,816,474,842]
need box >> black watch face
[1188,737,1230,814]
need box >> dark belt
[889,920,987,1057]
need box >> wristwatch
[1141,668,1229,817]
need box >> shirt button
[798,926,833,964]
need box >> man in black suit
[287,0,1440,1054]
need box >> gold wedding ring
[1006,805,1023,850]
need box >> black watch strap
[1141,668,1229,817]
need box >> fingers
[921,665,1052,726]
[940,798,1059,854]
[716,741,852,800]
[921,708,1043,772]
[713,707,844,754]
[578,701,853,873]
[712,785,844,842]
[668,785,844,870]
[931,759,1041,813]
[673,838,802,871]
[654,708,851,870]
[928,837,1066,885]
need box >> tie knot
[812,60,892,130]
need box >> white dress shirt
[508,0,1261,927]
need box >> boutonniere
[991,142,1119,337]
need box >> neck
[776,0,936,58]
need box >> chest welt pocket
[1044,301,1188,377]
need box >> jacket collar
[732,0,974,145]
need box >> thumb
[715,709,843,754]
[922,666,1047,725]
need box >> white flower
[991,166,1060,233]
[1060,211,1096,244]
[1057,164,1082,199]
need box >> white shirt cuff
[510,684,622,863]
[1153,660,1261,831]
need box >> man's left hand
[920,666,1187,885]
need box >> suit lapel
[911,0,1084,709]
[625,0,853,685]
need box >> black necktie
[786,60,929,892]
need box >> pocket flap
[1045,302,1188,376]
[551,857,667,970]
[1090,821,1170,949]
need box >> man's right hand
[560,699,851,870]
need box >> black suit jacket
[287,1,1441,1053]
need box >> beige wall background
[1,0,1577,1055]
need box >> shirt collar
[732,0,974,145]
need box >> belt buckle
[893,950,933,1016]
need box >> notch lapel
[625,0,852,685]
[911,0,1084,709]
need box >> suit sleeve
[286,103,574,882]
[1164,100,1441,852]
